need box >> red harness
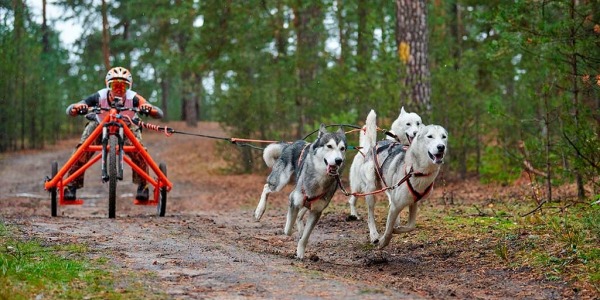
[404,165,434,202]
[297,143,329,209]
[302,187,328,209]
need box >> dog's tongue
[435,153,444,163]
[429,151,444,164]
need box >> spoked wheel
[108,135,118,218]
[157,163,167,217]
[50,161,58,217]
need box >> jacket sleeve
[65,93,100,116]
[135,94,163,119]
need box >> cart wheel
[157,163,167,217]
[50,161,58,217]
[108,135,118,218]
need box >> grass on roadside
[428,200,600,294]
[0,221,161,299]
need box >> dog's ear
[337,126,345,135]
[415,125,427,140]
[318,123,327,138]
[400,106,406,116]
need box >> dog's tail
[263,143,284,168]
[360,109,377,151]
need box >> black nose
[437,144,445,152]
[335,158,343,166]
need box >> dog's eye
[406,123,411,126]
[327,145,333,149]
[442,135,447,139]
[340,146,346,151]
[427,135,433,138]
[417,122,421,126]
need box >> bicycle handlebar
[87,106,139,113]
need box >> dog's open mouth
[326,164,339,176]
[324,159,340,176]
[406,133,414,145]
[428,151,445,164]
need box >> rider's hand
[71,104,88,115]
[139,104,153,115]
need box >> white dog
[347,107,423,221]
[376,123,447,248]
[386,106,423,145]
[349,110,447,246]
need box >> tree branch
[562,131,600,172]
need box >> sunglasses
[109,81,128,93]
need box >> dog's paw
[393,226,415,234]
[253,210,264,221]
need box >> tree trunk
[160,77,169,120]
[42,0,49,53]
[569,0,585,200]
[293,1,322,138]
[356,0,368,73]
[101,0,111,69]
[395,0,431,113]
[182,72,198,127]
[335,0,346,65]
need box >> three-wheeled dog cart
[44,105,172,218]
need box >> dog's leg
[284,191,302,236]
[296,209,322,259]
[377,201,401,249]
[348,194,359,220]
[295,207,308,234]
[393,203,417,233]
[365,194,379,243]
[254,183,272,221]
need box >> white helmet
[105,67,133,88]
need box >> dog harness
[301,187,328,209]
[373,142,404,187]
[295,142,332,209]
[404,165,434,202]
[371,143,434,202]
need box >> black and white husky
[351,110,447,248]
[254,124,347,259]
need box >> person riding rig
[64,67,164,201]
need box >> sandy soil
[0,121,588,299]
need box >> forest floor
[0,121,596,299]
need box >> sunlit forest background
[1,0,598,200]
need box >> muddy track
[0,122,578,299]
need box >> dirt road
[0,122,580,299]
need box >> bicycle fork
[101,122,125,182]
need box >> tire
[157,163,167,217]
[51,161,58,217]
[108,135,118,218]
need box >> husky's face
[415,125,447,165]
[315,124,347,176]
[391,107,423,145]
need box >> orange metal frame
[44,107,173,206]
